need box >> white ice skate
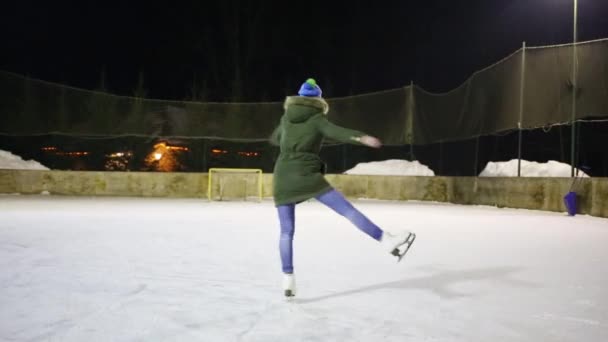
[283,273,296,298]
[381,231,416,262]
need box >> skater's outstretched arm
[315,116,382,148]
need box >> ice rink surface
[1,195,607,341]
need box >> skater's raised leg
[316,188,415,259]
[315,189,383,240]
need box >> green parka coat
[270,96,367,206]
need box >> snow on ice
[480,159,589,177]
[344,158,585,177]
[344,159,435,176]
[0,150,49,170]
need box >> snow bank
[344,159,435,176]
[480,159,589,177]
[0,150,49,170]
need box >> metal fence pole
[474,135,480,176]
[408,80,415,160]
[202,139,207,172]
[571,0,578,177]
[518,41,526,177]
[439,141,443,175]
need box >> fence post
[474,135,480,176]
[202,139,207,172]
[439,141,443,175]
[570,0,579,177]
[517,41,526,177]
[407,80,415,160]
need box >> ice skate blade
[394,233,416,262]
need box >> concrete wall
[0,170,207,198]
[1,170,606,218]
[326,175,607,218]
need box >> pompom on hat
[298,78,322,97]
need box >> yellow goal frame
[207,168,263,201]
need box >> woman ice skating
[270,78,416,297]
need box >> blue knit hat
[298,78,322,97]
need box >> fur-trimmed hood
[283,96,329,123]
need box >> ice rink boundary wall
[0,170,606,218]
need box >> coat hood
[283,96,329,123]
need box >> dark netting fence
[1,39,607,176]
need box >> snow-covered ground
[1,195,606,341]
[344,159,585,177]
[480,159,588,178]
[345,159,435,176]
[0,150,49,170]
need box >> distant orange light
[53,151,89,156]
[167,146,189,151]
[107,151,133,158]
[237,151,260,157]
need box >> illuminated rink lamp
[145,141,189,171]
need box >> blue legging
[277,189,383,274]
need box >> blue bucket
[563,191,577,216]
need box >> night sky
[2,0,608,101]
